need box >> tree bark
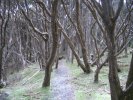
[0,49,3,81]
[94,58,108,82]
[61,29,87,72]
[57,20,87,73]
[76,0,91,73]
[108,49,122,100]
[42,0,58,87]
[124,53,133,100]
[55,45,59,69]
[107,30,122,100]
[87,0,124,99]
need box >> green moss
[3,54,132,100]
[65,60,84,77]
[75,90,87,100]
[7,86,30,100]
[90,92,110,100]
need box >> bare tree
[42,0,59,87]
[83,0,133,99]
[0,0,10,87]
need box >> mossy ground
[1,54,132,100]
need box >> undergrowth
[1,54,131,100]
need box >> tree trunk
[55,47,59,69]
[0,49,3,82]
[107,32,122,100]
[71,52,74,64]
[42,0,58,87]
[94,67,100,83]
[108,51,122,100]
[61,30,87,72]
[86,0,124,99]
[58,20,87,73]
[76,0,91,73]
[41,41,46,70]
[55,58,59,69]
[124,53,133,100]
[42,64,52,87]
[94,58,108,82]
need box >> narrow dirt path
[50,60,75,100]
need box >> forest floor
[0,54,132,100]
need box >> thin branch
[29,8,51,23]
[35,0,51,17]
[89,0,103,18]
[115,38,132,56]
[21,8,48,41]
[114,0,124,21]
[57,20,87,72]
[123,81,133,96]
[83,0,106,36]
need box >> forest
[0,0,133,100]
